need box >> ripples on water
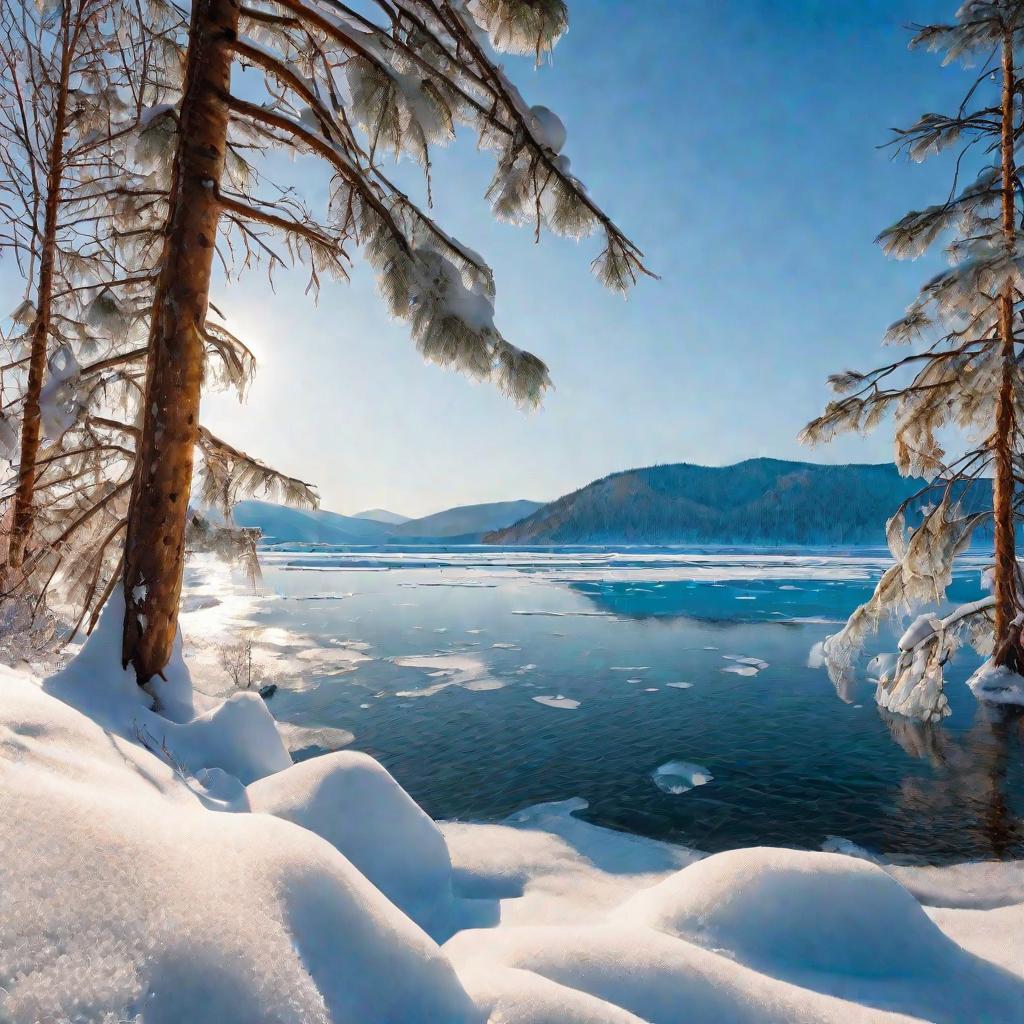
[181,547,1024,862]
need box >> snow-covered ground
[3,595,1024,1022]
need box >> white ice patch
[722,655,768,677]
[277,722,356,753]
[666,682,694,689]
[651,761,713,795]
[532,695,581,710]
[297,645,372,668]
[723,655,769,670]
[866,653,898,680]
[393,654,504,697]
[898,613,941,652]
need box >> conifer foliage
[0,0,304,637]
[0,0,652,682]
[0,0,153,575]
[803,1,1024,719]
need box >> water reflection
[881,704,1024,858]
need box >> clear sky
[198,1,969,517]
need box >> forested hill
[484,459,989,546]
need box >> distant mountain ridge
[353,508,410,525]
[484,458,989,546]
[233,502,392,544]
[387,499,543,540]
[232,498,542,545]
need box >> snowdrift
[3,614,1024,1023]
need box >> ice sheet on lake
[297,646,371,665]
[666,682,693,689]
[511,610,614,617]
[652,760,714,794]
[260,547,973,585]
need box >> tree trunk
[5,8,74,573]
[992,28,1022,670]
[121,0,237,682]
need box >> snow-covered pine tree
[0,0,159,574]
[0,0,318,638]
[121,0,653,682]
[802,0,1024,720]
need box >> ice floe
[652,761,714,795]
[392,654,504,697]
[532,695,581,710]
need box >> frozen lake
[181,546,1024,862]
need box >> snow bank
[445,923,903,1024]
[617,847,948,976]
[248,751,455,937]
[0,668,475,1024]
[45,592,291,783]
[8,621,1024,1024]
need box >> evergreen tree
[802,0,1024,719]
[0,0,157,573]
[0,0,317,638]
[120,0,652,682]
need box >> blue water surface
[191,546,1024,862]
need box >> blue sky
[201,1,972,516]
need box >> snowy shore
[3,600,1024,1022]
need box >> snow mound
[617,847,949,976]
[0,669,475,1024]
[445,923,915,1024]
[44,593,291,784]
[248,751,455,937]
[458,963,648,1024]
[611,847,1024,1021]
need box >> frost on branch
[818,492,986,720]
[467,0,568,62]
[875,599,996,721]
[194,427,318,520]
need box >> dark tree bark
[5,5,74,573]
[121,0,238,681]
[992,27,1023,670]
